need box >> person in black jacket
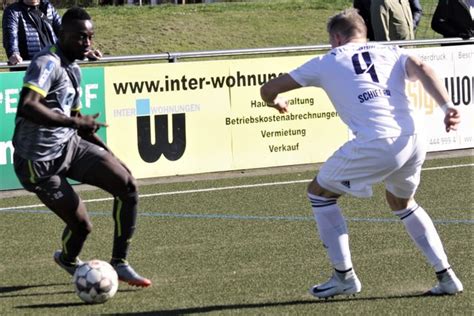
[431,0,473,40]
[353,0,375,39]
[2,0,61,65]
[353,0,423,40]
[2,0,101,66]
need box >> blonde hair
[327,8,367,39]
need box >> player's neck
[345,37,367,45]
[57,43,76,64]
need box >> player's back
[293,42,421,142]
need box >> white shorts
[316,134,426,198]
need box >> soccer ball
[73,259,119,304]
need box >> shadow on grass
[0,283,72,298]
[12,288,142,309]
[101,293,429,315]
[16,302,85,308]
[0,283,70,294]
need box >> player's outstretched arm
[18,88,77,127]
[405,55,461,132]
[260,74,301,113]
[18,88,108,132]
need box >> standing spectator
[2,0,61,65]
[431,0,474,41]
[353,0,374,40]
[370,0,415,40]
[410,0,423,31]
[354,0,422,40]
[2,0,101,66]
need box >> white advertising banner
[406,45,474,151]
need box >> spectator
[3,0,61,65]
[2,0,101,66]
[410,0,423,31]
[431,0,474,41]
[370,0,415,40]
[354,0,422,40]
[353,0,375,40]
[2,0,17,10]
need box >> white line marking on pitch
[0,163,472,211]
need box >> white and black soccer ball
[73,259,119,304]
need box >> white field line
[0,163,472,211]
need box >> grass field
[0,154,472,315]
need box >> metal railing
[1,37,472,70]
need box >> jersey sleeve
[70,65,83,112]
[23,55,58,97]
[393,46,411,81]
[289,56,323,87]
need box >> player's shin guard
[394,204,450,272]
[308,193,353,271]
[112,192,138,261]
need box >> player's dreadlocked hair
[62,7,91,26]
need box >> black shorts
[14,134,107,194]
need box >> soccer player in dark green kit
[12,7,151,287]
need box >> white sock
[308,193,353,271]
[394,204,450,272]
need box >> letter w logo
[135,99,186,163]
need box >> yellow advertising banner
[104,55,348,179]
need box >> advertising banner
[0,71,24,190]
[406,45,474,151]
[0,68,106,190]
[104,56,347,179]
[1,45,472,190]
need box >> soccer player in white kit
[260,8,463,299]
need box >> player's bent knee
[121,190,138,204]
[113,173,138,198]
[307,179,340,198]
[128,176,138,194]
[385,190,415,211]
[73,220,93,238]
[307,180,320,195]
[116,178,138,205]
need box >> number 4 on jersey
[352,52,379,83]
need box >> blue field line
[1,208,473,225]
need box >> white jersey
[290,42,421,142]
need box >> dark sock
[112,192,138,260]
[61,226,87,263]
[110,257,127,266]
[59,252,77,266]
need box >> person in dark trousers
[2,0,61,66]
[2,0,101,66]
[353,0,375,39]
[12,7,151,288]
[431,0,473,41]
